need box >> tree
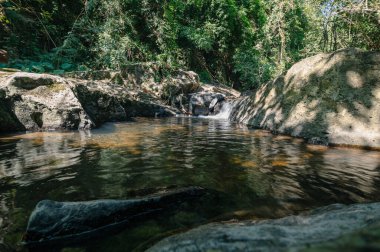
[1,0,378,90]
[0,0,84,56]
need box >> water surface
[0,117,379,251]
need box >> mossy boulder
[0,72,93,131]
[230,48,380,148]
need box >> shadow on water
[0,117,379,251]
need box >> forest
[1,1,380,251]
[0,0,379,90]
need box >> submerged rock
[230,48,380,148]
[23,186,205,247]
[148,202,380,252]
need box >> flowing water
[0,117,380,251]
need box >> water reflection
[0,117,379,250]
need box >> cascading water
[202,101,235,120]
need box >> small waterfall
[203,101,235,120]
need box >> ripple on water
[0,117,379,250]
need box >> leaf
[60,63,73,71]
[52,69,65,75]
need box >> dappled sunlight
[230,49,380,148]
[306,144,329,152]
[346,71,364,88]
[271,160,289,167]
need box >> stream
[0,117,379,251]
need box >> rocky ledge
[0,69,239,132]
[148,202,380,252]
[229,48,380,149]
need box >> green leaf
[60,63,73,71]
[53,69,65,75]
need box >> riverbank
[1,48,378,150]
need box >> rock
[0,72,94,131]
[148,202,380,252]
[72,81,177,126]
[0,71,179,132]
[144,69,239,116]
[190,92,225,116]
[230,48,380,148]
[188,83,240,116]
[5,72,56,91]
[24,186,206,247]
[160,70,201,113]
[161,70,201,99]
[71,81,178,125]
[0,49,8,64]
[0,89,25,131]
[209,97,219,110]
[71,81,129,126]
[0,69,241,132]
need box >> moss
[47,83,66,92]
[27,83,67,96]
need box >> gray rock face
[230,48,380,148]
[161,71,201,98]
[158,71,240,115]
[72,81,176,126]
[189,83,240,116]
[0,72,94,131]
[0,72,178,132]
[148,202,380,252]
[190,92,225,116]
[0,88,24,131]
[24,187,205,246]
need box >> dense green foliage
[0,0,379,89]
[0,0,84,73]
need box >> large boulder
[230,48,380,148]
[148,202,380,252]
[0,72,93,131]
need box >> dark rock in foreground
[23,186,205,247]
[148,202,380,252]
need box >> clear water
[0,117,379,251]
